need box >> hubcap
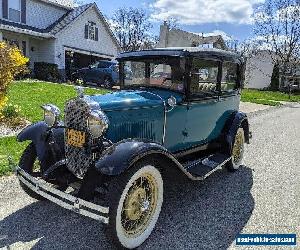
[232,129,244,165]
[121,174,158,237]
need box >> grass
[0,137,29,176]
[7,80,108,123]
[241,89,300,106]
[0,80,108,176]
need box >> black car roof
[117,47,243,64]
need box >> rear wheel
[226,127,245,171]
[107,161,163,249]
[103,77,113,89]
[19,143,45,200]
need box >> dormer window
[9,0,21,23]
[85,22,99,41]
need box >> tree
[253,0,300,88]
[111,7,154,51]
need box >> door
[184,58,223,148]
[184,59,241,149]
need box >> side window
[190,59,219,97]
[221,62,238,93]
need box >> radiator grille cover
[64,98,93,178]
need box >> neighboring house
[0,0,121,79]
[157,22,227,50]
[244,51,274,89]
[245,50,300,90]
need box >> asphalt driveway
[0,103,299,250]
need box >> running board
[183,153,231,179]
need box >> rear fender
[224,111,250,154]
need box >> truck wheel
[19,143,45,200]
[226,127,245,172]
[107,162,163,249]
[103,77,113,89]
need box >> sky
[80,0,265,42]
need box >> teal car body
[16,49,250,242]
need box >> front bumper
[16,166,109,224]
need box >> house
[244,51,274,89]
[0,0,121,79]
[157,22,227,50]
[244,50,300,90]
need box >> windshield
[121,57,185,92]
[90,61,112,69]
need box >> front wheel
[107,162,163,249]
[226,127,245,171]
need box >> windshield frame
[118,56,187,95]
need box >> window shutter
[21,0,26,24]
[84,25,89,39]
[95,27,99,41]
[2,0,8,19]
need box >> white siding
[26,0,67,29]
[29,38,56,67]
[245,51,274,89]
[54,6,119,69]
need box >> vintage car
[16,48,250,249]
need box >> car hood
[87,90,165,111]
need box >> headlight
[88,110,109,138]
[41,104,60,127]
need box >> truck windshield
[121,58,185,92]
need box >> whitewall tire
[107,163,163,249]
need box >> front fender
[95,139,170,175]
[17,122,65,170]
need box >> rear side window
[190,59,219,97]
[221,62,238,93]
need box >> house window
[8,0,21,23]
[85,22,99,41]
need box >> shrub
[0,42,28,110]
[1,104,21,119]
[34,62,60,82]
[270,64,280,91]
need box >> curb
[246,102,300,118]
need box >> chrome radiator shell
[64,98,93,178]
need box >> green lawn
[0,80,107,176]
[8,80,107,123]
[241,89,300,106]
[0,136,29,176]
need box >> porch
[0,29,55,70]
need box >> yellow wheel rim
[232,129,245,165]
[121,173,158,237]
